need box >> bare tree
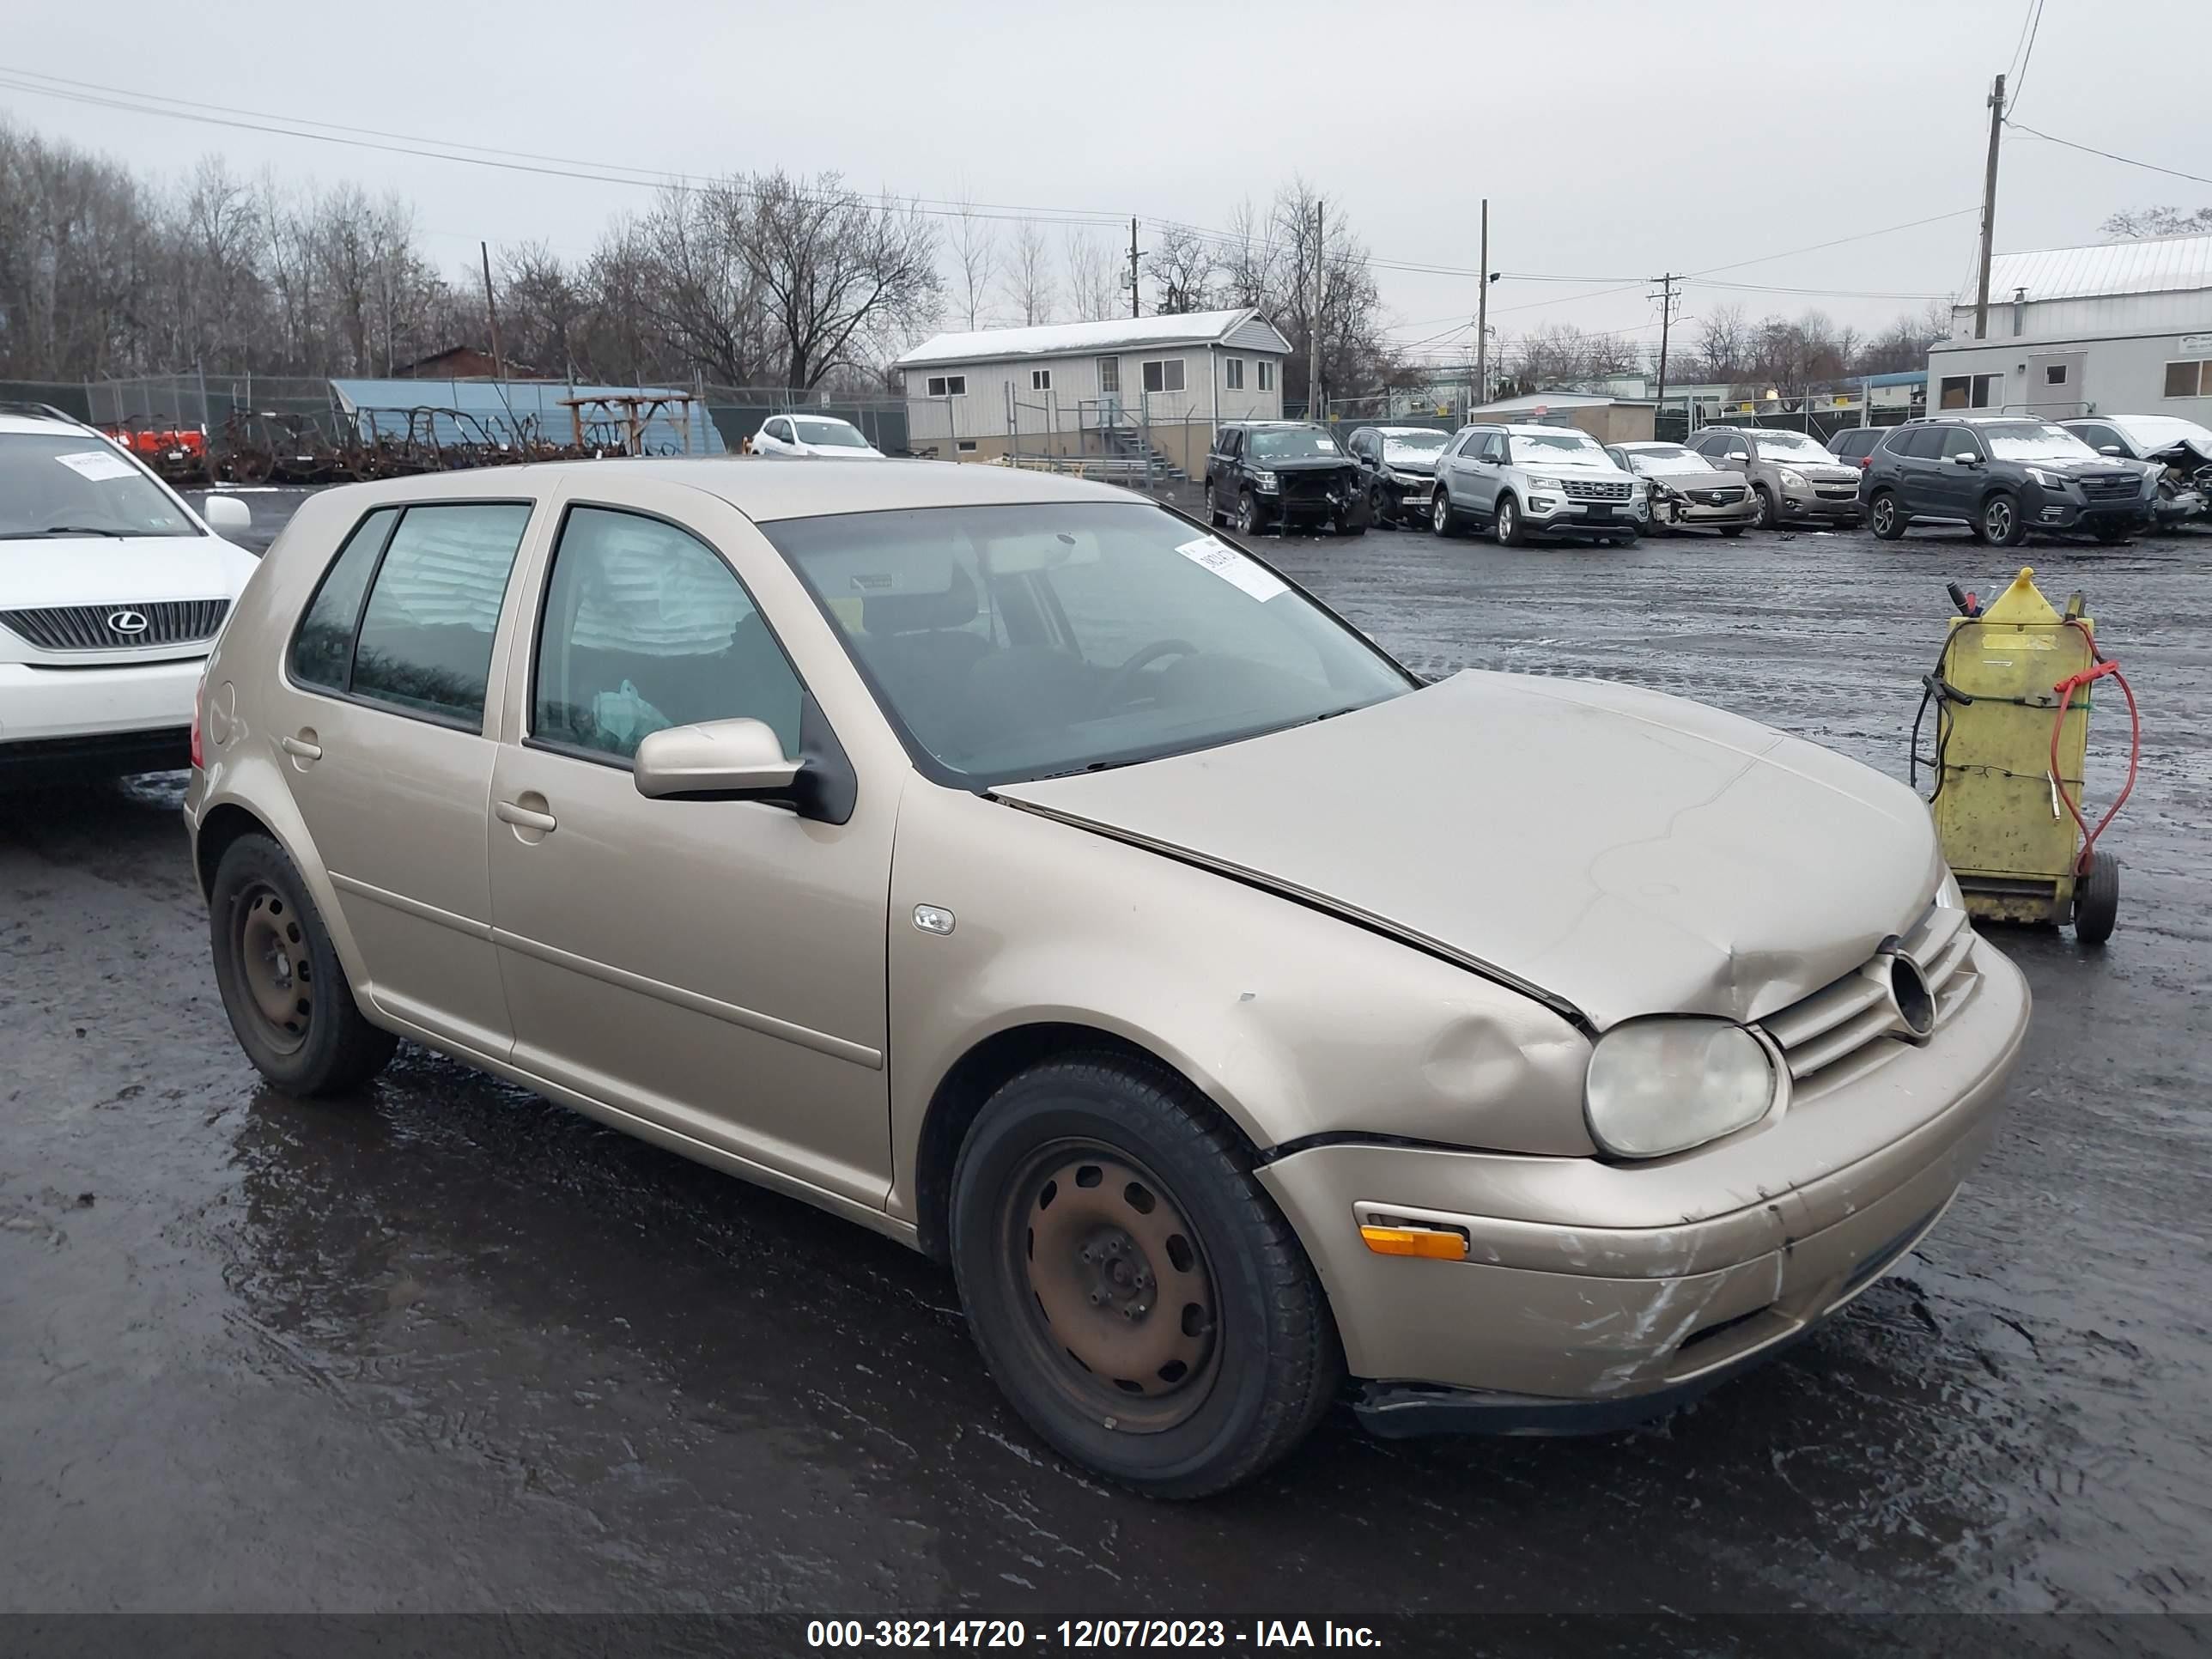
[2101,204,2212,240]
[1061,228,1121,322]
[1000,217,1055,326]
[1692,301,1751,382]
[1147,222,1216,315]
[744,171,942,388]
[950,194,996,330]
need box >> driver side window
[532,506,804,763]
[1942,428,1984,461]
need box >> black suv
[1826,426,1893,471]
[1861,416,2155,545]
[1343,424,1451,526]
[1205,422,1364,537]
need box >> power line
[2005,0,2046,118]
[2003,118,2212,189]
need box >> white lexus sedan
[0,404,259,776]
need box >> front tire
[1236,489,1261,538]
[1205,483,1224,527]
[949,1055,1340,1498]
[1494,493,1526,546]
[1979,489,2027,547]
[1431,488,1462,538]
[1753,485,1778,530]
[209,833,396,1095]
[1869,489,1905,540]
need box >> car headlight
[1253,470,1279,493]
[1936,868,1965,910]
[1648,480,1677,501]
[1778,467,1808,488]
[1529,475,1565,492]
[2025,467,2069,489]
[1583,1017,1778,1160]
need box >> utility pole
[1308,199,1323,422]
[480,240,505,381]
[1475,198,1490,410]
[1974,72,2005,340]
[1649,272,1681,414]
[1129,217,1140,319]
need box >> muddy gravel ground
[3,487,2207,1652]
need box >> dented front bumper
[1257,938,2029,1431]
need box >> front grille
[1816,485,1859,498]
[1759,904,1978,1097]
[1689,487,1745,505]
[1562,478,1632,501]
[0,599,228,653]
[2080,473,2138,500]
[1282,471,1349,502]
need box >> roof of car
[1614,440,1690,450]
[302,456,1145,525]
[0,405,102,437]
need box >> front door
[2026,352,2085,417]
[269,497,538,1055]
[485,486,894,1208]
[1931,427,1988,519]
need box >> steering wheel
[1099,638,1199,710]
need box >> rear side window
[290,507,398,690]
[295,501,532,726]
[532,507,805,762]
[1899,427,1943,459]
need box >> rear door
[483,477,895,1208]
[270,496,538,1055]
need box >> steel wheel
[234,881,313,1056]
[1003,1142,1220,1432]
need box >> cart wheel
[2074,850,2119,945]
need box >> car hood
[1779,462,1859,483]
[996,672,1943,1030]
[0,533,256,611]
[1645,467,1737,489]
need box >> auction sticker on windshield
[55,449,141,483]
[1176,534,1287,602]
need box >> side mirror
[2099,445,2123,456]
[635,718,801,803]
[1947,451,1980,466]
[201,495,252,532]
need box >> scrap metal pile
[105,392,707,487]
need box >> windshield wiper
[18,526,131,538]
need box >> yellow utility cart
[1914,568,2138,945]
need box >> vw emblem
[107,610,149,635]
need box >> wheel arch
[191,768,374,997]
[910,1020,1255,1262]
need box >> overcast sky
[3,0,2204,366]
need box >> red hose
[2049,618,2141,878]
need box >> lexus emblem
[107,610,149,635]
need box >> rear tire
[1869,489,1905,540]
[2074,851,2119,945]
[948,1054,1340,1498]
[209,833,396,1095]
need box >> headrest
[864,562,978,635]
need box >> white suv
[1430,423,1649,546]
[0,404,259,775]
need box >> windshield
[1248,428,1342,460]
[0,434,198,539]
[1379,429,1449,460]
[1508,430,1608,465]
[1620,445,1705,474]
[767,501,1412,787]
[2113,415,2212,450]
[1748,429,1838,462]
[1980,422,2100,463]
[793,419,870,447]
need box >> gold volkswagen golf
[186,461,2029,1496]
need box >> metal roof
[330,379,724,456]
[1966,233,2212,304]
[894,308,1291,368]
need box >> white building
[1929,232,2212,422]
[893,308,1291,474]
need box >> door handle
[280,733,322,761]
[495,799,558,834]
